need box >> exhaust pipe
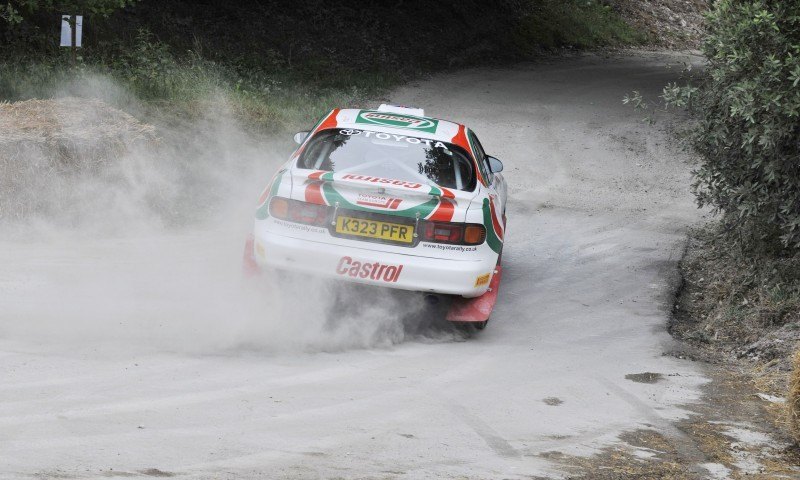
[424,294,440,306]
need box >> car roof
[327,108,467,144]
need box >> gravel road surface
[1,51,707,479]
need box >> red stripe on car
[451,125,486,186]
[317,108,340,131]
[305,182,326,205]
[428,198,455,222]
[489,196,504,240]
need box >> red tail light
[424,223,462,243]
[269,197,330,226]
[293,201,328,225]
[422,222,485,246]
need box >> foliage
[1,0,136,24]
[663,0,800,251]
[0,3,23,23]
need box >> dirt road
[1,52,712,479]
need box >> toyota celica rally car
[244,105,507,328]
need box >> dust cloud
[0,75,445,355]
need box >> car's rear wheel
[452,319,488,333]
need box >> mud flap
[446,265,503,322]
[242,234,261,276]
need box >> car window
[468,130,492,184]
[298,129,476,191]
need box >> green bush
[108,29,228,100]
[665,0,800,251]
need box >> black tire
[452,320,488,333]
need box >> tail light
[424,223,462,243]
[464,225,486,244]
[269,197,330,226]
[269,197,290,219]
[422,222,486,246]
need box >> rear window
[297,129,476,191]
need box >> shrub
[109,29,229,101]
[664,0,800,251]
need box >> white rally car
[244,105,507,327]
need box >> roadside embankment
[0,98,156,222]
[672,225,800,444]
[609,0,707,49]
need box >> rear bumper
[252,230,495,298]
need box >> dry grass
[0,97,156,166]
[0,98,157,221]
[673,226,800,370]
[0,98,155,141]
[789,349,800,442]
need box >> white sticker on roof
[377,104,426,117]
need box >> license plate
[335,216,413,243]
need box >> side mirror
[486,156,504,173]
[293,131,309,145]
